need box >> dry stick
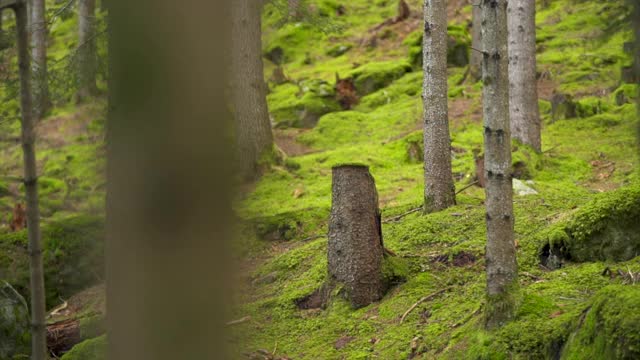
[382,206,422,224]
[400,287,452,324]
[455,180,479,195]
[226,316,251,326]
[542,145,560,154]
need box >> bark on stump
[328,165,384,308]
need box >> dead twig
[226,316,251,326]
[400,287,452,324]
[455,181,479,195]
[383,207,422,224]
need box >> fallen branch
[301,234,324,242]
[226,316,251,326]
[455,181,479,195]
[383,206,422,224]
[400,287,452,324]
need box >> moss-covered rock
[0,282,30,359]
[561,285,640,359]
[539,184,640,267]
[348,61,412,96]
[268,81,341,128]
[60,335,107,360]
[0,215,105,308]
[405,25,471,69]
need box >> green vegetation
[232,0,640,358]
[59,335,107,360]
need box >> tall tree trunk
[231,0,273,181]
[469,1,482,81]
[14,2,47,359]
[77,0,99,102]
[481,0,518,330]
[328,165,385,308]
[423,0,455,213]
[30,0,49,119]
[507,0,541,151]
[634,0,640,154]
[106,0,235,359]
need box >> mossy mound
[268,81,341,128]
[347,61,412,96]
[0,282,30,359]
[405,25,471,69]
[540,184,640,267]
[561,285,640,359]
[60,335,107,360]
[0,215,104,308]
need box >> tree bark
[469,1,482,81]
[481,0,518,330]
[422,0,455,213]
[77,0,99,102]
[288,0,301,20]
[328,165,385,308]
[106,0,235,358]
[14,2,47,359]
[231,0,273,182]
[507,0,540,151]
[30,0,49,119]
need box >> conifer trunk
[30,0,49,118]
[15,2,47,358]
[231,0,273,181]
[507,0,540,151]
[481,0,518,330]
[470,2,482,81]
[77,0,99,101]
[422,0,455,213]
[328,165,385,308]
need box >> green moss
[347,61,412,95]
[60,335,107,360]
[562,285,640,359]
[268,81,341,128]
[0,215,104,308]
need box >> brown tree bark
[328,165,385,308]
[469,1,482,81]
[106,0,235,359]
[12,1,47,358]
[231,0,274,182]
[30,0,49,119]
[288,0,301,20]
[507,0,541,151]
[481,0,518,330]
[423,0,455,213]
[77,0,99,102]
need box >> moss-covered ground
[232,0,639,358]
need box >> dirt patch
[274,129,315,157]
[36,105,102,148]
[537,76,557,101]
[449,96,481,128]
[295,283,334,310]
[334,336,356,350]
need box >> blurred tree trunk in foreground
[481,0,519,330]
[469,2,482,81]
[106,1,235,359]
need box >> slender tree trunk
[328,165,385,308]
[77,0,99,102]
[288,0,301,20]
[14,3,47,359]
[423,0,455,213]
[507,0,540,151]
[481,0,518,330]
[470,1,482,81]
[231,0,273,181]
[30,0,49,119]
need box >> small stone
[513,178,538,196]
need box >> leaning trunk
[328,165,385,308]
[231,0,273,181]
[507,0,540,151]
[77,0,99,102]
[15,3,47,359]
[30,0,49,119]
[481,0,518,330]
[469,1,482,81]
[422,0,455,213]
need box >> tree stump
[328,165,385,308]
